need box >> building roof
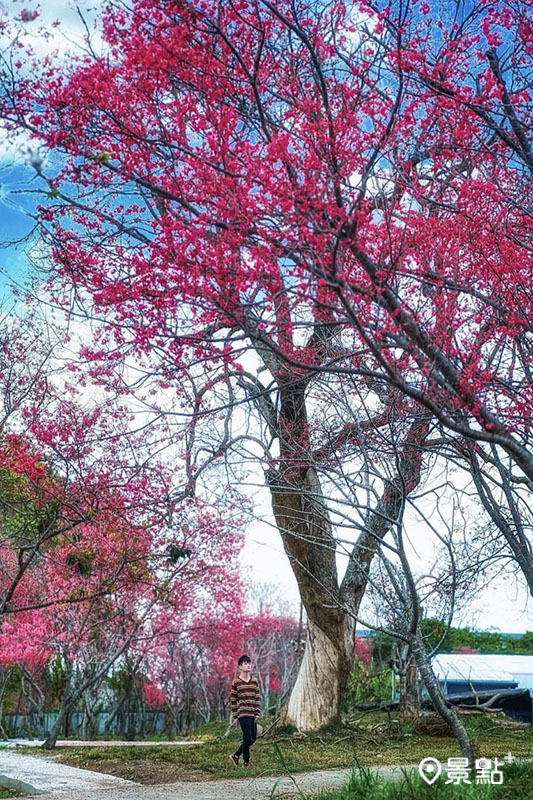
[433,654,533,693]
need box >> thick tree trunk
[268,380,353,730]
[266,377,431,729]
[271,466,353,729]
[264,381,355,730]
[247,330,433,731]
[286,618,352,730]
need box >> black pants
[235,716,257,763]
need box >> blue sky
[0,0,106,298]
[0,163,40,293]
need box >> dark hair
[238,654,251,666]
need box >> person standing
[229,654,261,768]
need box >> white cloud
[0,2,107,162]
[1,0,107,54]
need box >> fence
[3,710,167,739]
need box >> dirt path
[0,748,416,799]
[19,766,415,799]
[0,750,135,796]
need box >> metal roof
[432,654,533,693]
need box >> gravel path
[14,766,415,799]
[0,750,135,796]
[0,748,417,799]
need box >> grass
[0,789,21,798]
[303,760,533,799]
[34,712,533,784]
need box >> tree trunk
[0,671,9,740]
[256,358,431,731]
[411,635,476,764]
[104,693,127,734]
[270,456,353,729]
[286,617,352,730]
[43,691,79,749]
[398,651,420,718]
[269,381,353,730]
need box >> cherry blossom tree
[0,0,433,729]
[0,312,246,744]
[2,0,532,730]
[0,486,245,747]
[142,603,301,732]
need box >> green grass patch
[41,713,533,784]
[186,719,231,739]
[304,760,533,799]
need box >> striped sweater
[230,675,261,720]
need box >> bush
[343,662,394,709]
